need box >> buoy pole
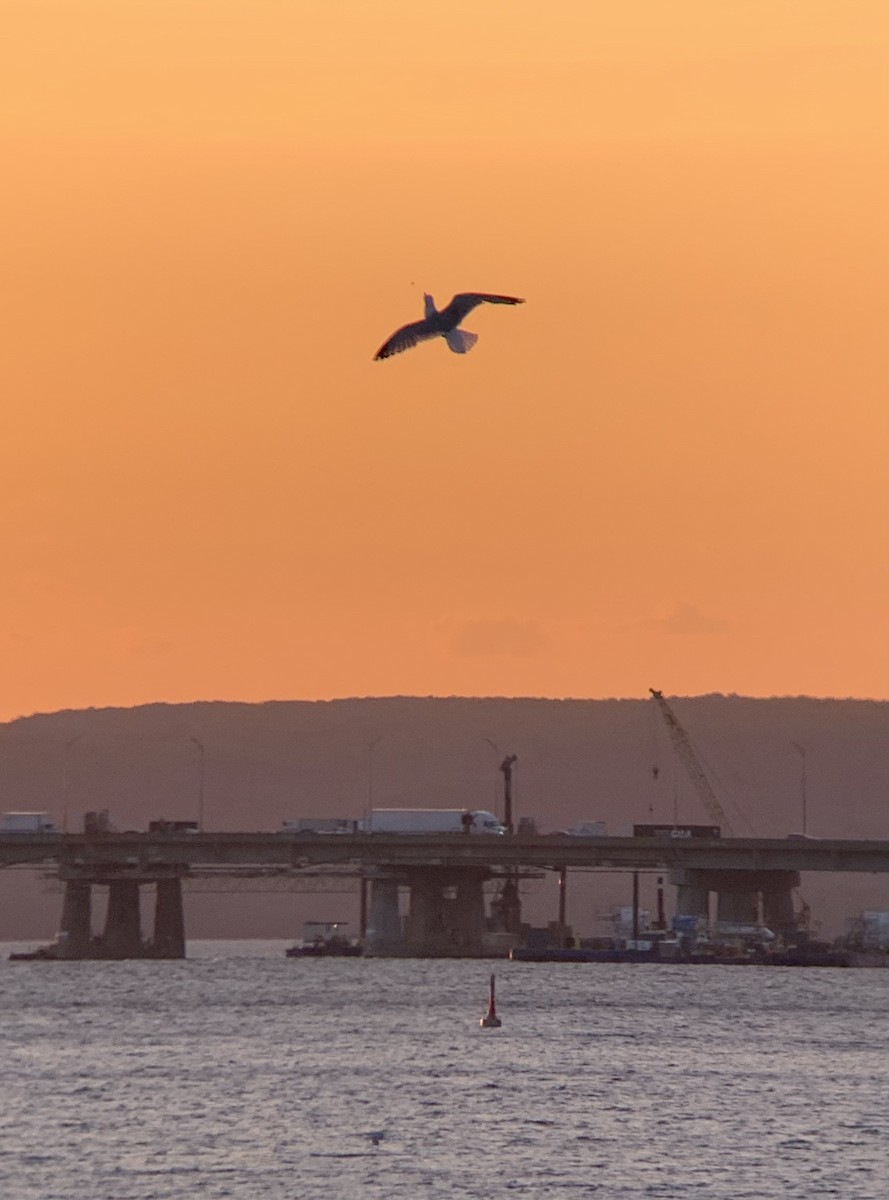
[480,972,502,1028]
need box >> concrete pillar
[102,880,143,958]
[716,890,757,924]
[152,878,186,959]
[674,869,801,934]
[406,876,449,955]
[359,876,368,941]
[762,887,798,940]
[365,878,402,956]
[490,874,522,934]
[58,880,92,959]
[400,870,490,957]
[453,874,486,955]
[670,869,710,920]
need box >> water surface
[1,941,886,1199]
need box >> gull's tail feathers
[445,329,478,355]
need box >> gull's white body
[374,292,524,360]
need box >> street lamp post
[499,754,518,834]
[367,736,384,811]
[190,737,205,831]
[791,741,807,836]
[483,738,501,815]
[63,735,83,832]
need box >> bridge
[3,831,887,959]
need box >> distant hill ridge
[2,694,886,836]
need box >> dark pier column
[152,878,186,959]
[453,873,486,955]
[760,873,802,940]
[762,888,797,939]
[492,874,522,935]
[717,890,758,924]
[552,866,572,947]
[398,869,490,957]
[405,875,449,955]
[58,880,92,959]
[359,876,369,941]
[655,876,666,930]
[365,878,402,956]
[670,868,711,922]
[101,880,143,958]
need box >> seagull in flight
[374,292,524,360]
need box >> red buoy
[480,972,502,1028]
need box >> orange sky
[0,1,886,720]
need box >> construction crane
[649,690,815,937]
[649,688,734,836]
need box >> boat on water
[8,945,60,962]
[285,921,363,958]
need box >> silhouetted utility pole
[499,754,517,834]
[494,754,521,934]
[189,737,205,831]
[791,742,808,836]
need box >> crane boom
[649,688,734,835]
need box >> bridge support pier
[51,871,189,959]
[670,870,710,921]
[365,869,490,957]
[405,875,449,955]
[101,880,143,958]
[403,869,488,957]
[453,874,486,954]
[671,869,800,938]
[152,878,186,959]
[717,890,757,924]
[365,878,403,956]
[762,883,800,940]
[489,873,522,935]
[58,880,92,958]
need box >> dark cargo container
[633,824,721,839]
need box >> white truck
[1,811,57,834]
[366,808,506,835]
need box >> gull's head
[423,293,437,319]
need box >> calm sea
[1,940,886,1200]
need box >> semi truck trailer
[366,808,506,835]
[0,812,57,833]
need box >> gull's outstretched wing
[438,293,525,328]
[373,318,439,360]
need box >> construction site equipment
[648,688,735,836]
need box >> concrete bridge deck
[4,832,886,960]
[2,831,887,873]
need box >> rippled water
[1,940,886,1199]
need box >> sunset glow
[1,1,885,719]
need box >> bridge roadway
[3,833,886,959]
[1,830,887,873]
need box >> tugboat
[285,921,363,958]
